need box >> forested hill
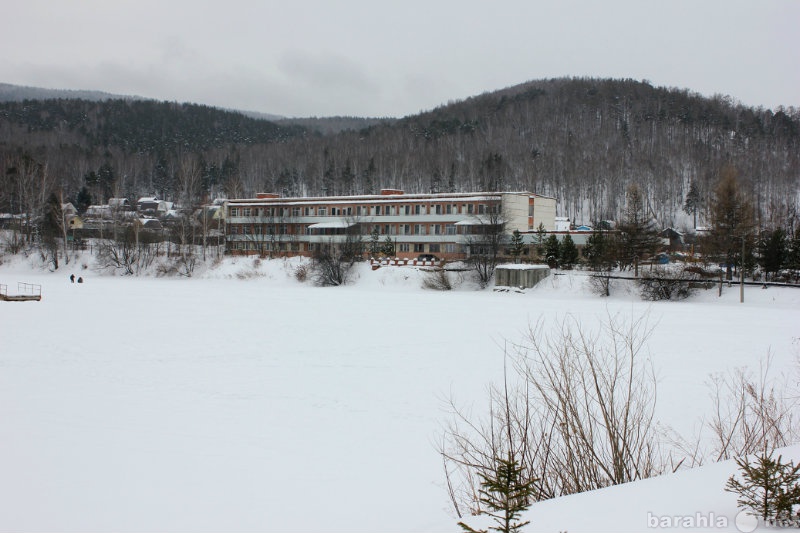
[1,77,798,229]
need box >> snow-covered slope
[0,255,798,531]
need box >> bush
[422,268,452,290]
[294,263,309,283]
[638,267,699,300]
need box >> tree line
[2,77,797,227]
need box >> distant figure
[77,277,83,284]
[70,274,75,283]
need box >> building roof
[226,191,551,207]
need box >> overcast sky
[2,1,798,118]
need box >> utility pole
[740,236,745,303]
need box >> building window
[446,224,457,235]
[399,243,410,252]
[445,243,459,253]
[413,243,425,253]
[404,205,410,215]
[400,224,410,235]
[435,204,442,215]
[292,207,301,217]
[477,204,486,214]
[414,205,422,215]
[467,204,474,214]
[230,207,238,217]
[243,208,251,217]
[433,224,442,235]
[414,224,426,235]
[318,207,327,216]
[429,244,441,253]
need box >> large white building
[224,189,557,260]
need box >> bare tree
[441,313,664,517]
[465,209,506,288]
[707,354,797,462]
[311,218,364,286]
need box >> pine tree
[458,454,536,533]
[725,449,800,526]
[618,183,660,274]
[381,235,395,257]
[758,228,787,281]
[75,186,93,216]
[542,234,560,268]
[559,234,579,269]
[369,226,381,257]
[509,230,526,263]
[683,180,701,230]
[583,230,619,296]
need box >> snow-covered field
[1,254,798,532]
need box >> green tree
[75,186,92,216]
[757,229,787,281]
[542,234,560,268]
[381,235,395,257]
[369,226,381,257]
[559,234,579,269]
[683,180,701,230]
[509,230,526,263]
[618,183,660,275]
[534,223,547,260]
[725,449,800,526]
[583,230,619,296]
[458,453,536,533]
[787,231,800,275]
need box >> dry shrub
[422,268,452,290]
[294,263,309,283]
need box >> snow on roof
[224,191,547,207]
[307,220,357,229]
[496,264,550,270]
[454,215,505,225]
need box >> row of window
[229,202,500,218]
[228,223,468,236]
[233,241,302,251]
[231,241,462,254]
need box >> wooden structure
[0,282,42,302]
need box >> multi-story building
[224,189,556,260]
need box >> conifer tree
[559,234,579,269]
[618,183,660,274]
[542,234,560,268]
[725,449,800,526]
[509,230,525,263]
[683,180,701,230]
[369,226,381,257]
[381,235,395,257]
[458,453,536,533]
[583,230,619,296]
[757,228,787,281]
[709,165,755,280]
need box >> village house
[224,189,557,260]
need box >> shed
[495,264,550,289]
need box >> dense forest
[1,77,798,231]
